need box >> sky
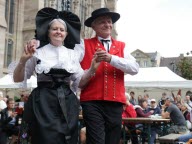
[116,0,192,57]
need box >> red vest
[80,37,126,104]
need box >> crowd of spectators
[0,91,29,144]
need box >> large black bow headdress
[35,7,81,49]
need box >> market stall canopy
[124,67,192,89]
[0,74,37,88]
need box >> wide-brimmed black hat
[84,8,120,27]
[35,7,81,49]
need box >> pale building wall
[22,0,44,54]
[0,0,7,77]
[1,0,117,76]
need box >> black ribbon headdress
[35,7,81,49]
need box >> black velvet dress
[22,68,79,144]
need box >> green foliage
[176,57,192,80]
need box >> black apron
[22,69,79,144]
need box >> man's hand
[95,49,112,63]
[10,111,17,118]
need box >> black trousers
[81,101,123,144]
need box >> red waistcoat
[80,37,126,104]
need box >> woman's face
[142,101,148,108]
[181,105,187,111]
[48,20,67,46]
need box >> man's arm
[109,46,139,75]
[161,109,170,119]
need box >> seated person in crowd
[134,98,156,144]
[0,98,19,144]
[120,92,138,144]
[178,132,192,143]
[147,98,161,115]
[161,96,188,134]
[148,99,163,143]
[135,98,154,117]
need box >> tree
[176,57,192,80]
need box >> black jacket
[0,108,19,127]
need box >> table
[78,115,170,144]
[122,117,170,144]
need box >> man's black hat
[35,7,81,49]
[84,8,120,27]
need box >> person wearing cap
[147,98,161,144]
[161,96,188,134]
[148,99,161,115]
[13,7,100,144]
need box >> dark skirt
[23,84,79,144]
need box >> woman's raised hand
[22,39,39,60]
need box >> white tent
[0,74,37,88]
[124,67,192,89]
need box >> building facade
[0,0,117,76]
[131,49,161,68]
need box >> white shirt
[74,38,139,75]
[0,100,7,110]
[24,44,84,90]
[24,39,139,89]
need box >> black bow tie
[101,39,110,44]
[100,39,110,52]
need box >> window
[5,0,15,34]
[144,61,148,67]
[79,0,86,31]
[4,0,15,67]
[4,39,13,67]
[136,61,140,66]
[136,52,140,57]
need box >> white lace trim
[33,44,80,74]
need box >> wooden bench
[158,133,182,144]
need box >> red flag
[177,89,181,96]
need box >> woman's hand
[22,39,39,61]
[90,52,101,72]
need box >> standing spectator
[144,93,151,107]
[129,91,136,105]
[158,92,167,109]
[79,8,139,144]
[0,91,7,112]
[137,95,142,105]
[161,96,188,134]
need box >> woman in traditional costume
[13,7,98,144]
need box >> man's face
[92,16,112,38]
[164,99,170,106]
[150,101,156,108]
[186,95,190,101]
[8,100,15,109]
